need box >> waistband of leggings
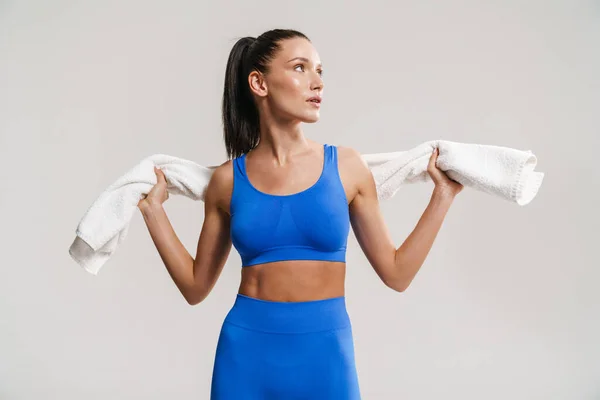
[224,293,351,334]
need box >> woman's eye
[295,64,323,77]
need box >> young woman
[138,28,463,399]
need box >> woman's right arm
[139,162,233,305]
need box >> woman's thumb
[153,166,164,181]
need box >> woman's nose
[311,75,324,90]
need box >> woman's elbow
[185,295,203,306]
[182,284,208,306]
[383,273,410,293]
[185,289,208,306]
[186,295,201,306]
[386,280,408,293]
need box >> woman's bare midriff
[238,260,346,302]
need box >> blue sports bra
[230,144,350,267]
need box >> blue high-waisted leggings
[210,293,362,399]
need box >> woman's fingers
[154,166,167,183]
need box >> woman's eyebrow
[286,57,322,68]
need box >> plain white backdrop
[1,0,598,399]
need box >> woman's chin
[302,113,320,123]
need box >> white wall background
[1,0,598,398]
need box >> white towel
[69,140,544,275]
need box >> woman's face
[249,37,324,123]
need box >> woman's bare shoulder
[205,159,235,212]
[335,145,373,201]
[335,145,368,173]
[210,159,234,183]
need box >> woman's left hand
[427,147,464,197]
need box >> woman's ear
[248,70,268,98]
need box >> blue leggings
[210,293,362,399]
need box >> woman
[138,29,463,399]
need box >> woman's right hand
[138,166,170,210]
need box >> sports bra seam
[244,245,347,260]
[230,158,238,216]
[332,145,350,205]
[249,244,347,252]
[231,156,257,210]
[230,157,244,216]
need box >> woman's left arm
[341,147,463,292]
